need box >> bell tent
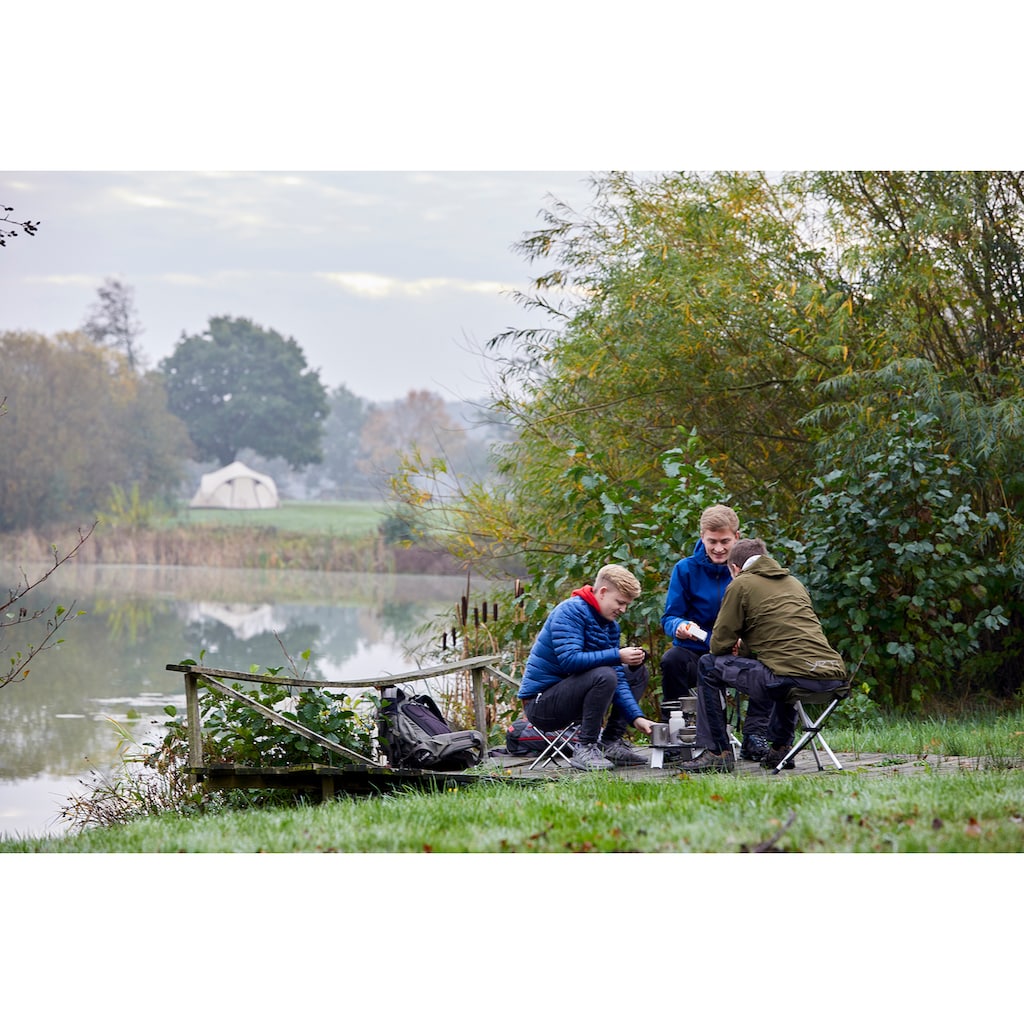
[189,461,280,510]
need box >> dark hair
[728,537,768,568]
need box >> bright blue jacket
[660,539,732,653]
[517,590,645,723]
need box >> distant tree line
[1,293,504,532]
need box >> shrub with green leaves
[780,414,1010,707]
[513,429,732,655]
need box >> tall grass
[0,501,466,573]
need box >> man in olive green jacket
[679,538,847,773]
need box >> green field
[163,500,389,535]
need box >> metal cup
[651,723,670,747]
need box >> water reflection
[0,562,460,839]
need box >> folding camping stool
[527,721,579,770]
[770,683,851,774]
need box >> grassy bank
[3,766,1023,853]
[3,708,1023,853]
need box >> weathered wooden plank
[471,664,489,755]
[190,761,485,797]
[165,655,502,690]
[185,672,203,770]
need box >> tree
[360,389,466,496]
[305,384,373,498]
[81,276,145,372]
[0,331,191,531]
[0,396,93,689]
[159,316,329,469]
[392,170,1024,705]
[0,204,40,247]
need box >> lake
[0,561,465,839]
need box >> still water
[0,562,463,839]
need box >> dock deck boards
[190,746,1015,800]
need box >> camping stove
[649,697,698,768]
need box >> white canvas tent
[189,461,280,510]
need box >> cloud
[22,273,97,287]
[316,272,517,300]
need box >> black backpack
[377,686,485,771]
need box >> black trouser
[695,653,846,751]
[661,644,773,738]
[524,664,648,745]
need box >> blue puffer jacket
[517,590,645,723]
[660,539,732,652]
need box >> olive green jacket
[710,556,846,680]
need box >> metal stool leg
[772,697,845,774]
[528,722,578,770]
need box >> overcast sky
[1,170,599,404]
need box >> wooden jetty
[166,660,1006,799]
[165,656,509,799]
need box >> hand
[633,716,654,735]
[619,646,646,667]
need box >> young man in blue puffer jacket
[517,564,655,770]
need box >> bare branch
[1,522,96,689]
[0,205,41,247]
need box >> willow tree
[393,171,865,623]
[810,172,1024,517]
[793,172,1024,695]
[392,171,1024,702]
[396,171,863,582]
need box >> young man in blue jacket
[518,564,655,770]
[659,505,774,761]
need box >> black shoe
[765,743,796,770]
[740,733,770,762]
[677,749,735,774]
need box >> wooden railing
[166,655,507,771]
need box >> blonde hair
[594,564,641,599]
[699,504,740,535]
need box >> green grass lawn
[3,766,1022,853]
[162,500,389,535]
[3,668,1022,856]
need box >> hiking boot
[570,742,615,771]
[677,749,735,774]
[765,743,796,770]
[740,733,770,762]
[600,736,649,766]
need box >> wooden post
[185,671,203,770]
[471,664,488,753]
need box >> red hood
[572,585,603,613]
